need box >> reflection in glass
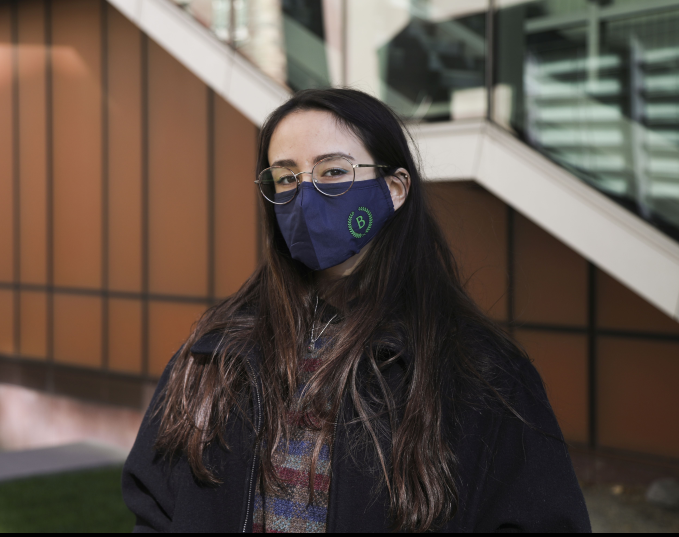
[170,0,331,89]
[281,0,331,90]
[379,11,487,121]
[495,0,679,240]
[171,0,489,122]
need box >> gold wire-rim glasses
[254,156,391,205]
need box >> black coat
[122,331,591,532]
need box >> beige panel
[52,0,102,288]
[18,0,47,284]
[148,41,208,296]
[0,5,13,283]
[107,5,142,292]
[214,94,258,297]
[53,294,101,367]
[108,298,142,373]
[149,301,206,376]
[598,269,679,334]
[516,330,589,444]
[598,337,679,459]
[427,182,508,321]
[0,290,14,354]
[20,290,47,358]
[514,213,588,326]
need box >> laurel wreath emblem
[347,206,373,239]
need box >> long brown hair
[155,88,526,532]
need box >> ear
[384,168,411,210]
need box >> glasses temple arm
[354,164,391,168]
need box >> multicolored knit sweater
[253,344,333,533]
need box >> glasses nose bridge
[295,170,314,183]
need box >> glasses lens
[258,167,297,204]
[313,157,354,196]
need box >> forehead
[267,109,369,164]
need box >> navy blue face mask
[274,178,395,271]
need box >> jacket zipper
[330,405,340,454]
[326,402,342,533]
[242,346,340,532]
[243,358,262,533]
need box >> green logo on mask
[347,207,373,239]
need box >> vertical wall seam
[341,0,348,86]
[141,31,150,377]
[485,0,495,122]
[587,262,598,449]
[44,0,54,393]
[11,0,20,355]
[507,206,515,334]
[101,0,110,371]
[207,88,216,304]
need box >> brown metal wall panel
[53,294,102,367]
[107,5,142,293]
[52,0,102,289]
[149,301,206,376]
[148,41,208,297]
[514,213,587,327]
[0,290,14,355]
[598,337,679,459]
[0,4,13,283]
[214,95,258,298]
[20,291,47,359]
[108,297,142,373]
[427,182,508,321]
[597,269,679,334]
[18,0,47,284]
[515,330,589,443]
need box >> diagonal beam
[106,0,289,126]
[415,120,679,321]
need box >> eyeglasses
[255,156,391,205]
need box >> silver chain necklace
[309,296,338,352]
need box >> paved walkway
[583,484,679,532]
[0,442,128,482]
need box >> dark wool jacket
[122,331,591,533]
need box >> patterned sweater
[253,344,333,533]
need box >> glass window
[378,7,487,121]
[495,0,679,241]
[174,0,490,121]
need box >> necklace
[309,296,338,352]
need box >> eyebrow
[270,152,355,168]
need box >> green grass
[0,465,134,533]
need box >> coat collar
[190,330,227,356]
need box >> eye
[276,174,296,185]
[322,167,349,177]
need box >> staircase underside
[416,120,679,321]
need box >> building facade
[0,0,678,474]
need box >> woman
[122,89,591,533]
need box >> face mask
[274,177,395,271]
